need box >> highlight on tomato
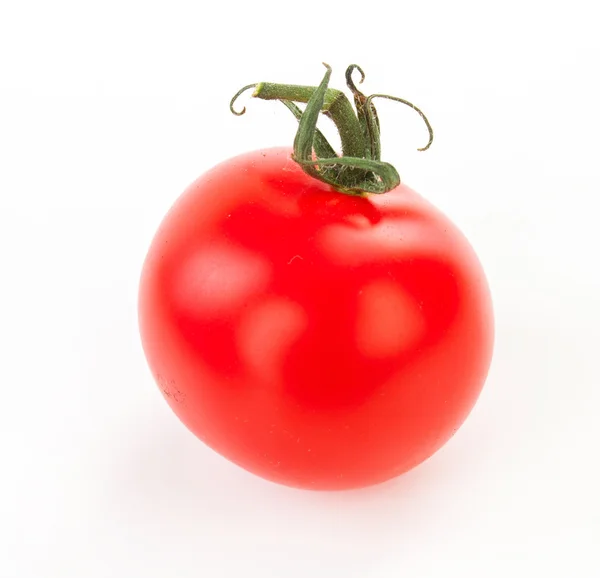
[138,63,494,490]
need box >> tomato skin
[138,147,494,490]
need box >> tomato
[138,147,494,490]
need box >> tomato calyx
[230,63,434,196]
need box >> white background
[1,1,599,576]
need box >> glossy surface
[138,147,494,490]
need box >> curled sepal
[230,84,257,116]
[279,100,337,159]
[345,64,381,160]
[365,94,434,152]
[294,156,400,195]
[292,63,332,176]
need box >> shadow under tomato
[103,400,487,547]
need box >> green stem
[253,82,365,158]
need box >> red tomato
[138,147,494,490]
